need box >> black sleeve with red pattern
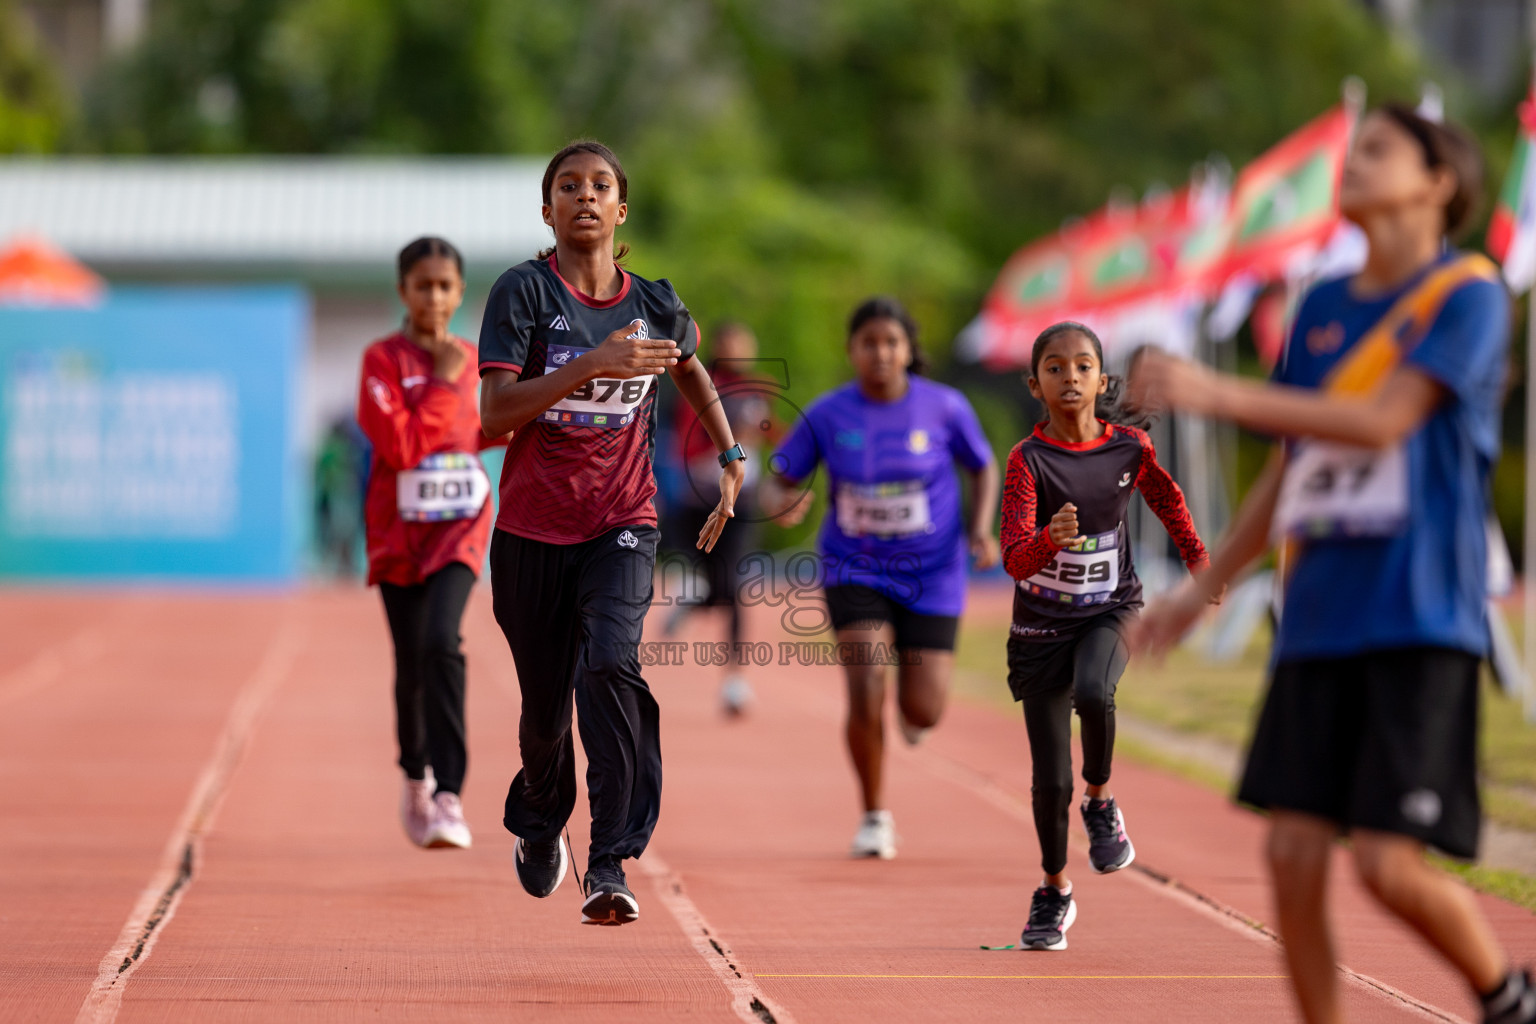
[1128,428,1210,571]
[1000,443,1060,581]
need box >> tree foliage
[0,0,68,153]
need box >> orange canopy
[0,236,105,306]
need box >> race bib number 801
[1023,530,1121,607]
[542,344,653,428]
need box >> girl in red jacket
[358,236,498,849]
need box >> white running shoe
[898,712,931,746]
[720,674,753,716]
[424,791,472,849]
[399,767,436,847]
[850,809,897,859]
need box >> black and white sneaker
[581,857,640,926]
[1483,969,1536,1024]
[1020,885,1077,951]
[1082,796,1135,874]
[513,835,569,898]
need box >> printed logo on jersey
[1401,788,1442,827]
[401,375,428,390]
[617,530,639,549]
[907,429,930,454]
[1118,472,1132,488]
[549,315,570,331]
[626,318,650,340]
[835,429,864,449]
[366,376,393,413]
[1307,322,1345,355]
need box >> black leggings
[491,525,662,863]
[379,562,475,795]
[1007,624,1129,876]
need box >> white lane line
[0,611,130,711]
[75,617,305,1024]
[907,744,1469,1024]
[640,853,798,1024]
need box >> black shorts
[1004,608,1134,702]
[1236,646,1481,859]
[822,584,959,652]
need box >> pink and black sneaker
[1082,796,1135,874]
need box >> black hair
[1375,103,1484,240]
[537,139,630,263]
[847,295,928,375]
[397,236,463,285]
[1028,320,1151,429]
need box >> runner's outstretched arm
[1132,446,1286,657]
[1129,431,1209,573]
[479,327,681,436]
[1131,352,1444,449]
[669,355,744,553]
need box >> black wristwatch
[718,443,747,468]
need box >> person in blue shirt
[764,296,999,860]
[1130,104,1534,1024]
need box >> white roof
[0,158,551,270]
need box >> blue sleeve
[1272,286,1328,387]
[946,389,993,471]
[1404,277,1510,405]
[478,271,533,376]
[772,405,822,484]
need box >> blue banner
[0,287,308,582]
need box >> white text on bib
[1022,530,1121,607]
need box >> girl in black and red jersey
[478,141,744,926]
[358,237,501,850]
[999,321,1213,950]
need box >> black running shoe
[1484,969,1536,1024]
[581,856,640,926]
[1019,885,1077,951]
[1082,796,1136,874]
[513,835,569,898]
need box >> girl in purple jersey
[765,297,999,860]
[1001,321,1213,951]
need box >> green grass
[952,607,1536,912]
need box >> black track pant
[379,562,475,795]
[1007,623,1130,876]
[491,525,661,862]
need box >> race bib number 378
[541,344,653,428]
[1023,530,1121,607]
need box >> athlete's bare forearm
[1195,446,1286,598]
[968,459,999,539]
[479,362,602,436]
[668,357,738,454]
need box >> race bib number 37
[1273,441,1409,541]
[542,343,653,428]
[1023,530,1121,607]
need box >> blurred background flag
[1213,103,1356,286]
[1489,85,1536,296]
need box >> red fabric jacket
[358,332,498,586]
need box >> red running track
[0,586,1531,1023]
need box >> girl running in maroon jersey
[358,237,500,850]
[478,141,743,926]
[1000,321,1213,950]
